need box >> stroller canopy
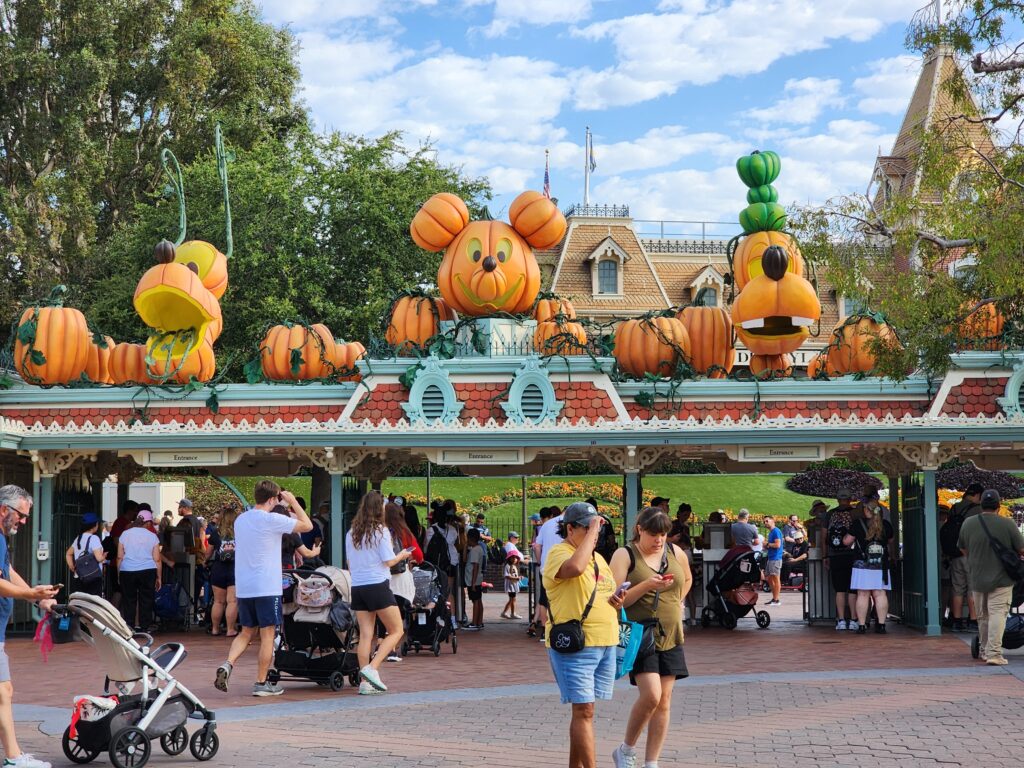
[68,593,146,684]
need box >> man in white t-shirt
[532,509,564,638]
[214,481,311,697]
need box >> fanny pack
[549,560,599,654]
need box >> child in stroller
[402,562,458,656]
[58,592,218,768]
[702,546,772,630]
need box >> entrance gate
[899,474,927,629]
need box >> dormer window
[585,236,629,297]
[598,260,618,294]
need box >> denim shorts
[237,595,282,628]
[547,645,616,705]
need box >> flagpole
[584,127,591,207]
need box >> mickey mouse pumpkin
[411,191,566,316]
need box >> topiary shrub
[786,468,883,499]
[936,463,1024,499]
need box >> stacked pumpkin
[806,314,900,378]
[385,294,457,354]
[260,322,364,383]
[533,297,588,355]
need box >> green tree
[792,1,1024,378]
[0,0,304,314]
[86,131,489,377]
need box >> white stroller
[58,593,218,768]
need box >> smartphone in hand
[614,581,631,599]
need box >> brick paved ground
[7,591,1020,767]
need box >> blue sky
[256,0,928,232]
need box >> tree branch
[972,52,1024,73]
[915,231,980,249]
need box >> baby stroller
[269,566,361,692]
[971,580,1024,659]
[57,592,218,768]
[702,546,771,630]
[403,562,458,656]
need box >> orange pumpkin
[534,320,587,355]
[732,231,804,292]
[614,317,691,378]
[805,354,826,379]
[14,302,91,385]
[147,338,216,384]
[732,245,820,356]
[85,335,115,385]
[109,343,159,385]
[677,306,734,378]
[385,295,456,353]
[133,261,222,360]
[957,301,1005,350]
[410,193,470,251]
[534,297,577,323]
[329,340,365,382]
[816,316,900,376]
[205,314,223,346]
[749,353,793,380]
[508,191,568,250]
[260,323,335,381]
[174,240,229,300]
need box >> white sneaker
[359,664,387,691]
[836,619,848,631]
[612,745,638,768]
[358,681,384,695]
[4,755,52,768]
[847,621,860,632]
[385,652,402,663]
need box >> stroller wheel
[189,727,219,762]
[432,639,441,656]
[349,673,360,687]
[451,634,458,654]
[159,726,188,756]
[971,635,980,659]
[266,668,281,685]
[700,608,712,629]
[400,641,409,656]
[109,725,151,768]
[62,725,101,764]
[755,611,771,629]
[328,671,345,692]
[721,612,738,630]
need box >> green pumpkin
[746,185,778,204]
[736,150,781,188]
[739,202,787,234]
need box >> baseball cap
[178,498,193,509]
[82,512,99,525]
[137,510,154,523]
[651,496,669,507]
[966,483,985,496]
[529,513,541,523]
[562,502,599,527]
[837,489,853,500]
[138,502,153,512]
[810,499,827,511]
[508,531,519,539]
[981,489,1001,509]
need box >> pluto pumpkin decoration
[411,191,566,316]
[729,151,820,375]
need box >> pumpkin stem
[160,148,187,246]
[46,285,68,307]
[215,123,234,260]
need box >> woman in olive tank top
[609,507,692,768]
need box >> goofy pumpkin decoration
[729,151,820,379]
[411,191,566,316]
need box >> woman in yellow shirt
[543,502,624,768]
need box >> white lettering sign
[740,445,823,461]
[734,347,823,367]
[144,450,228,467]
[438,449,523,466]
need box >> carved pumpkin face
[733,231,804,292]
[133,261,222,359]
[732,245,820,356]
[438,221,540,315]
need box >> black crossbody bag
[549,560,600,654]
[978,516,1024,583]
[628,543,670,660]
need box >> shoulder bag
[978,515,1024,583]
[73,534,103,584]
[549,560,599,654]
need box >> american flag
[543,151,551,199]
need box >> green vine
[160,148,187,247]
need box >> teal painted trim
[624,473,640,541]
[31,478,41,586]
[331,473,344,570]
[401,357,463,424]
[0,381,357,406]
[615,376,933,399]
[39,475,53,585]
[212,476,248,506]
[922,469,940,637]
[997,359,1024,416]
[501,357,563,424]
[366,355,613,377]
[950,351,1023,370]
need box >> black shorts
[467,586,483,602]
[210,562,235,590]
[351,580,397,612]
[829,555,856,593]
[538,583,550,608]
[629,644,688,685]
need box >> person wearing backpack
[957,489,1024,665]
[946,483,984,631]
[424,500,460,606]
[848,495,895,634]
[65,513,106,597]
[204,503,240,637]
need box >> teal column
[330,472,344,569]
[624,471,640,543]
[31,477,41,585]
[39,475,54,586]
[923,468,940,636]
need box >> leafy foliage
[785,468,883,499]
[936,462,1024,498]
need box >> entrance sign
[142,449,228,467]
[738,444,823,461]
[437,448,523,465]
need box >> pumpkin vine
[160,148,187,247]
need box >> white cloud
[467,0,593,37]
[853,54,920,115]
[257,0,436,28]
[572,0,921,109]
[744,78,846,126]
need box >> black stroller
[268,567,360,692]
[971,580,1024,659]
[702,546,771,630]
[402,562,458,656]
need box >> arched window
[598,260,618,294]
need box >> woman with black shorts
[205,503,239,636]
[345,491,413,695]
[610,506,693,768]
